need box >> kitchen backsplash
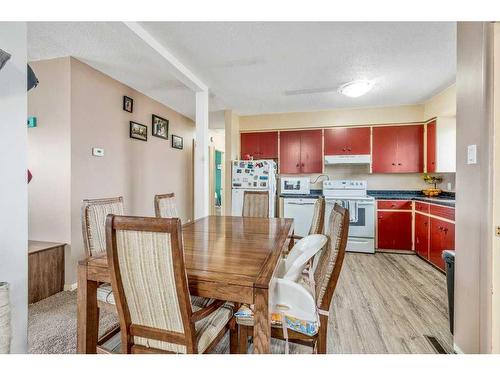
[280,164,455,192]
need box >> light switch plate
[92,147,104,157]
[467,144,477,165]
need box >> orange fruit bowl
[422,188,441,197]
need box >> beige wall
[224,110,240,214]
[492,22,500,353]
[240,104,424,131]
[455,22,494,354]
[27,57,195,285]
[28,58,72,248]
[424,84,457,119]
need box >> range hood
[324,154,371,165]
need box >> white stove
[323,180,375,254]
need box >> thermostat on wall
[92,147,104,157]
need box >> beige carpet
[28,291,119,354]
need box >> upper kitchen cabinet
[280,129,323,174]
[372,125,424,173]
[240,131,278,159]
[324,127,371,155]
[425,117,456,173]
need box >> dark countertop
[367,190,456,207]
[280,189,456,207]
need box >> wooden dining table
[77,215,294,354]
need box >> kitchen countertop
[280,189,456,207]
[367,190,455,207]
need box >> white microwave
[280,177,311,195]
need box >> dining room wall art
[152,114,169,140]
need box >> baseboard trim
[64,282,77,291]
[453,343,464,354]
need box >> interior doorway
[214,150,224,216]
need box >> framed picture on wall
[152,114,169,140]
[123,96,133,113]
[171,134,183,150]
[129,121,147,141]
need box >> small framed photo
[123,96,133,113]
[171,134,183,150]
[129,121,147,141]
[152,114,169,140]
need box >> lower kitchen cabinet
[415,213,430,259]
[429,218,455,271]
[377,210,413,250]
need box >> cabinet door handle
[342,148,346,152]
[347,147,351,151]
[301,163,305,167]
[391,204,396,208]
[398,163,402,166]
[296,163,300,168]
[392,162,396,166]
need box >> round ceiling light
[338,80,375,98]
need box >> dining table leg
[253,287,271,354]
[76,262,99,354]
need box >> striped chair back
[242,191,269,218]
[308,197,325,235]
[82,196,124,257]
[154,193,179,219]
[313,203,349,310]
[106,215,196,353]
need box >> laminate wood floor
[327,252,452,354]
[214,252,453,354]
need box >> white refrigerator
[231,160,277,217]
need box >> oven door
[325,198,375,238]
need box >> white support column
[194,90,209,219]
[124,22,211,220]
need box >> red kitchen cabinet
[279,130,322,174]
[240,132,278,159]
[415,213,430,259]
[299,130,323,173]
[426,120,436,173]
[377,211,413,250]
[372,125,424,173]
[324,127,370,155]
[429,218,455,271]
[372,127,399,173]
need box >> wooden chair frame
[238,204,349,354]
[106,215,237,354]
[242,190,269,217]
[154,193,176,218]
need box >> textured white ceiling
[28,22,456,119]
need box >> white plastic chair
[278,234,327,282]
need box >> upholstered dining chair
[236,203,349,354]
[154,192,214,308]
[154,193,178,219]
[242,191,269,218]
[81,197,124,310]
[105,215,236,354]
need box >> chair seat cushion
[194,302,234,353]
[97,283,215,310]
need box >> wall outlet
[467,144,477,165]
[92,147,104,157]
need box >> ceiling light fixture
[338,80,375,98]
